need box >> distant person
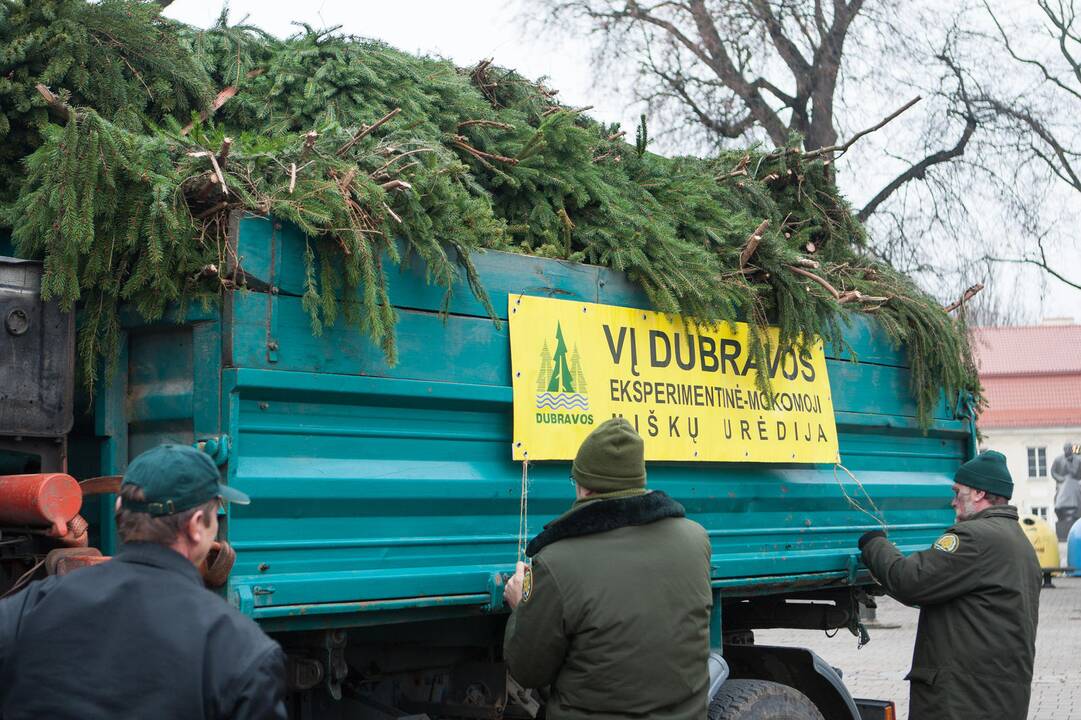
[502,418,713,719]
[1051,442,1081,540]
[859,450,1041,720]
[0,444,287,720]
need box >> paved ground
[757,575,1081,719]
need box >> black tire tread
[707,679,825,720]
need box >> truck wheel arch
[720,644,861,720]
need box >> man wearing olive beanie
[858,450,1041,720]
[502,418,713,720]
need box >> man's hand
[858,529,887,550]
[504,561,528,610]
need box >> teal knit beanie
[955,450,1013,500]
[572,418,647,492]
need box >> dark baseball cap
[121,443,250,516]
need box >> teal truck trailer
[0,215,970,719]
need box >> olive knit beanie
[571,418,647,492]
[955,450,1013,500]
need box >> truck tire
[707,679,825,720]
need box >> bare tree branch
[858,113,977,222]
[943,283,984,313]
[797,95,921,159]
[978,98,1081,192]
[984,0,1081,103]
[986,236,1081,291]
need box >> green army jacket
[503,491,713,720]
[861,506,1041,720]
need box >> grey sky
[164,0,1080,323]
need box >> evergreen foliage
[0,0,980,425]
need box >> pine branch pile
[0,0,980,426]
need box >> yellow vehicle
[1020,515,1063,587]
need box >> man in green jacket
[502,418,713,720]
[859,450,1041,720]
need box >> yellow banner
[509,295,839,463]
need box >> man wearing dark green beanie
[502,418,713,720]
[858,450,1041,720]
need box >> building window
[1032,506,1049,520]
[1027,447,1048,478]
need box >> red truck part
[0,473,83,537]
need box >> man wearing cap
[502,418,713,720]
[858,450,1041,720]
[0,443,287,719]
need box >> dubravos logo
[535,323,595,425]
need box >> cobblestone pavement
[757,575,1081,719]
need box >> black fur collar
[526,491,686,557]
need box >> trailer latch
[485,571,508,613]
[194,435,231,466]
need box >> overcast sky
[164,0,1081,324]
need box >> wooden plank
[228,291,954,420]
[232,216,910,368]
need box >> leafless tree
[536,2,977,216]
[977,0,1081,291]
[532,0,1078,318]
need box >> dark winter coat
[0,542,287,720]
[503,490,713,720]
[861,506,1041,720]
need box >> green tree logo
[547,323,575,393]
[535,323,590,411]
[536,340,553,393]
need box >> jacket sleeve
[1052,457,1067,484]
[860,526,985,606]
[502,557,568,689]
[225,644,288,720]
[0,579,50,686]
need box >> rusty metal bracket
[399,661,507,719]
[286,656,324,691]
[505,673,540,718]
[323,629,348,700]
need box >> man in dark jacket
[502,418,713,720]
[859,450,1041,720]
[0,443,287,720]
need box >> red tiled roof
[978,375,1081,428]
[971,324,1081,376]
[972,325,1081,428]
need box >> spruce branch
[300,131,319,162]
[337,108,402,156]
[217,138,232,168]
[452,136,519,165]
[788,265,841,298]
[717,155,750,181]
[739,220,770,269]
[34,84,71,122]
[943,283,984,313]
[457,120,515,131]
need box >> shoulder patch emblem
[933,533,959,553]
[520,565,533,603]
